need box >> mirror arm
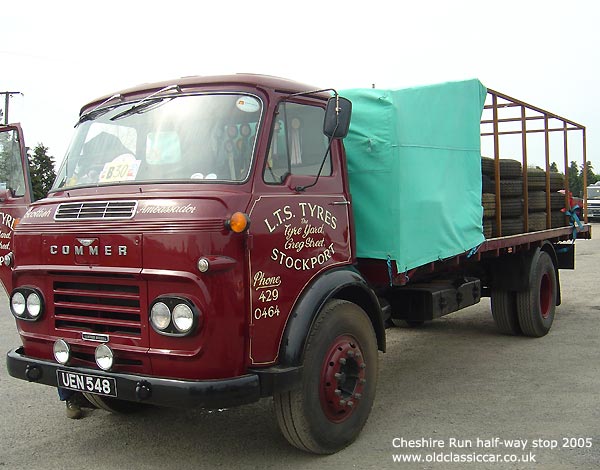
[294,140,334,193]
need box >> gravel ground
[1,224,598,469]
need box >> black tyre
[550,192,569,210]
[499,179,523,197]
[482,193,495,204]
[527,191,548,212]
[551,211,569,228]
[274,299,378,454]
[483,220,493,238]
[495,217,525,236]
[549,173,566,191]
[490,289,521,335]
[482,174,496,193]
[527,212,548,232]
[500,198,523,217]
[481,156,495,177]
[516,251,557,337]
[526,168,547,191]
[527,177,547,191]
[482,193,496,218]
[83,393,148,413]
[483,207,495,218]
[499,159,522,179]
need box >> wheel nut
[355,352,362,358]
[360,378,367,384]
[339,400,346,406]
[354,393,362,399]
[334,372,343,380]
[360,363,366,369]
[339,358,347,365]
[334,389,342,396]
[347,401,354,407]
[347,350,355,357]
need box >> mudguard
[491,242,561,304]
[278,266,385,368]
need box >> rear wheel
[490,289,521,335]
[83,393,148,413]
[274,299,378,454]
[516,251,557,337]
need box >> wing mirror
[323,96,352,139]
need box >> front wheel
[274,299,379,454]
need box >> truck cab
[587,182,600,219]
[6,75,382,453]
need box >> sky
[2,0,600,177]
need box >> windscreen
[588,186,600,199]
[52,93,262,190]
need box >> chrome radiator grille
[53,277,142,337]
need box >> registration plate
[57,370,117,397]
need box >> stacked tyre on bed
[481,157,566,338]
[481,157,570,238]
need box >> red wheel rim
[539,272,552,319]
[319,335,367,423]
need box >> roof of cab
[80,73,330,115]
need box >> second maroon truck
[3,74,591,454]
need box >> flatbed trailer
[354,86,590,329]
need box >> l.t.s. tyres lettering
[247,196,352,365]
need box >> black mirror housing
[323,96,352,139]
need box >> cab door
[247,101,353,365]
[0,124,33,294]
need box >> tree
[568,160,582,197]
[28,143,56,201]
[580,161,598,187]
[549,162,559,173]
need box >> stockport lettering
[50,245,127,256]
[271,243,335,271]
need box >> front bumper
[7,347,261,409]
[588,206,600,219]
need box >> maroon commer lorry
[2,75,591,454]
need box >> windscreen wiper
[76,94,124,126]
[110,84,181,121]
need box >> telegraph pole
[1,91,23,125]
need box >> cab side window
[264,102,330,184]
[0,129,27,197]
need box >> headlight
[10,288,44,321]
[173,304,194,333]
[149,297,200,336]
[26,292,42,318]
[53,339,71,365]
[11,292,26,317]
[150,302,171,331]
[95,344,114,371]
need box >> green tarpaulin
[341,79,486,273]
